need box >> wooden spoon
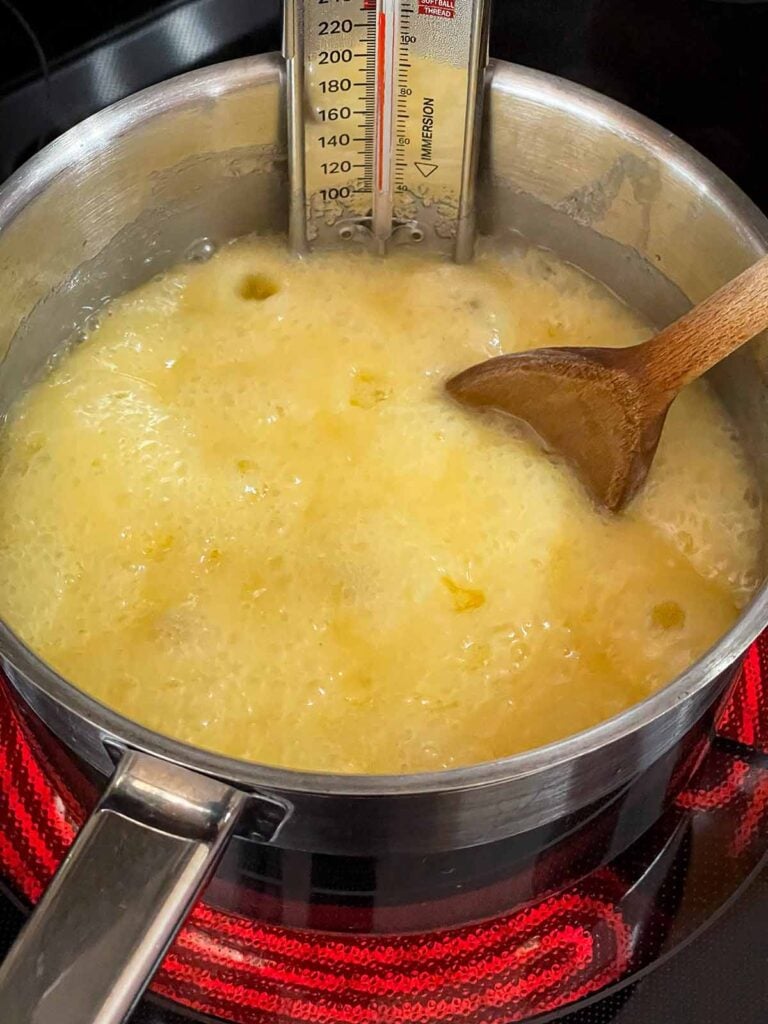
[447,255,768,513]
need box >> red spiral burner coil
[2,639,768,1024]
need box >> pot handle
[0,749,250,1024]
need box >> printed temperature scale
[284,0,492,260]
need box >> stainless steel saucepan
[0,55,765,1023]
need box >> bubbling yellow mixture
[0,240,761,773]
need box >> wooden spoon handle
[635,253,768,400]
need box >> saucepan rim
[0,56,766,798]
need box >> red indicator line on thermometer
[376,11,387,193]
[371,0,396,246]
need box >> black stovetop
[161,873,768,1024]
[2,856,768,1024]
[2,2,768,1021]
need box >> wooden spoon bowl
[447,255,768,512]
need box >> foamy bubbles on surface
[0,238,761,774]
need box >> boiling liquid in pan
[284,0,491,259]
[0,239,760,773]
[1,1,760,776]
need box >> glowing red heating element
[717,642,768,753]
[0,638,767,1024]
[156,892,630,1024]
